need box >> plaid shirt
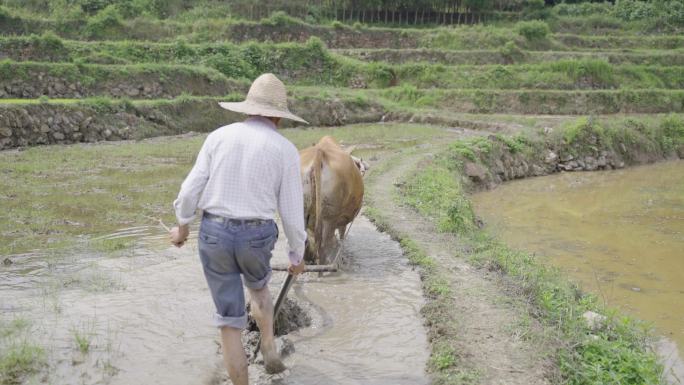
[174,116,306,265]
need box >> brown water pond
[472,160,684,355]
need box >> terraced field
[1,9,683,151]
[1,2,683,385]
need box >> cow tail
[312,148,324,262]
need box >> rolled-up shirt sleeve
[173,136,212,225]
[278,148,307,265]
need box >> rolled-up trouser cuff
[243,269,272,290]
[213,312,248,329]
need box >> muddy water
[0,216,427,384]
[264,216,428,385]
[471,160,684,352]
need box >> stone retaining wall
[460,130,683,190]
[0,97,386,150]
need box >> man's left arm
[278,150,307,274]
[170,136,212,247]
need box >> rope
[328,215,358,269]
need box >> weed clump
[261,11,303,27]
[84,5,123,38]
[515,20,550,41]
[0,319,45,385]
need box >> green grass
[400,165,475,233]
[379,88,684,114]
[0,319,45,385]
[72,328,91,355]
[0,98,80,104]
[339,47,684,67]
[89,238,134,253]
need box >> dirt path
[365,144,552,385]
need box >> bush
[331,20,345,29]
[366,62,395,88]
[32,31,64,52]
[261,11,302,27]
[659,114,684,152]
[84,5,123,38]
[0,6,10,22]
[79,0,112,15]
[522,0,553,20]
[612,0,684,27]
[515,20,551,41]
[499,41,525,64]
[613,0,657,21]
[305,4,322,23]
[554,2,612,17]
[549,59,616,89]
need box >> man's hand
[169,225,189,248]
[288,261,306,276]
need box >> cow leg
[337,224,347,240]
[304,240,316,265]
[319,224,335,265]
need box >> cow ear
[344,145,357,154]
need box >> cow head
[351,155,369,177]
[344,145,369,176]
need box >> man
[169,73,307,385]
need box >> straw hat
[219,73,308,124]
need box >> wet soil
[1,216,428,385]
[365,144,553,385]
[209,216,429,385]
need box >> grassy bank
[385,115,684,384]
[379,88,684,114]
[0,60,244,98]
[392,61,684,90]
[339,48,684,67]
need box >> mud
[245,298,312,337]
[0,215,427,385]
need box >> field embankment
[0,61,246,99]
[337,48,684,67]
[446,114,684,189]
[369,115,683,384]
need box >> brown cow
[300,136,365,265]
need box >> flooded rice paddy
[0,216,428,384]
[472,160,684,355]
